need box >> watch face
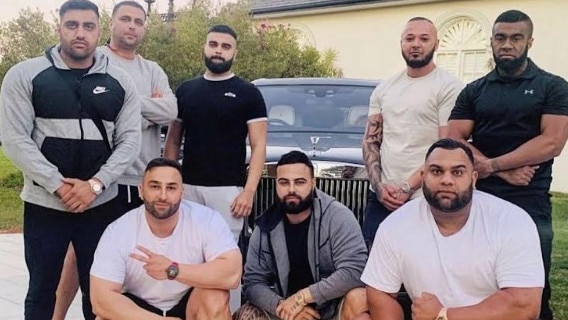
[167,263,179,280]
[294,293,305,304]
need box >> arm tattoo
[362,114,384,195]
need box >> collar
[203,73,235,81]
[487,58,539,82]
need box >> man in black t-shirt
[449,10,568,320]
[164,24,267,311]
[236,151,369,320]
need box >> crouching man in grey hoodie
[234,151,369,320]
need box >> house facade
[253,0,568,192]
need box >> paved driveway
[0,233,83,319]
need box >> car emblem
[310,136,320,145]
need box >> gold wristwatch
[294,292,307,307]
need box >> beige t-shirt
[368,67,463,198]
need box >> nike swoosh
[93,87,110,94]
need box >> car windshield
[258,84,374,133]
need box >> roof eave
[252,0,456,18]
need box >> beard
[278,191,313,215]
[145,200,181,220]
[423,183,473,213]
[204,54,233,74]
[493,46,529,74]
[61,43,95,63]
[402,47,435,69]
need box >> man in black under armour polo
[448,10,568,320]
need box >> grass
[550,191,568,319]
[0,147,23,232]
[0,147,567,316]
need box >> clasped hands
[56,178,97,213]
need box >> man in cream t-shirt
[362,16,463,248]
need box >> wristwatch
[166,262,179,280]
[294,291,307,307]
[436,307,448,320]
[400,181,412,194]
[88,179,103,195]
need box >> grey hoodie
[243,189,368,319]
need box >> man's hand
[60,178,96,213]
[495,165,539,186]
[377,183,405,211]
[151,91,163,98]
[230,189,255,218]
[293,306,320,320]
[412,292,443,320]
[276,294,304,320]
[56,182,73,200]
[474,157,497,179]
[129,245,172,280]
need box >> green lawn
[0,147,567,316]
[550,191,568,319]
[0,147,23,232]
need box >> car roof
[252,77,380,87]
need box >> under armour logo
[524,89,534,95]
[92,86,110,95]
[224,92,236,98]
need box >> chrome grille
[252,177,369,225]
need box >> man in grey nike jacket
[0,1,140,319]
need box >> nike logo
[224,92,236,98]
[93,86,110,94]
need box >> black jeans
[116,184,144,214]
[501,194,554,320]
[23,199,120,320]
[361,190,393,249]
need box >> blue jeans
[23,199,120,320]
[361,190,393,249]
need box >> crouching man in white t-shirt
[90,158,242,320]
[360,138,544,320]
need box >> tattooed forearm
[362,114,384,194]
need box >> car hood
[264,131,364,165]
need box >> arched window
[435,15,493,83]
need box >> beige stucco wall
[256,0,568,192]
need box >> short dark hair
[494,10,533,37]
[144,158,182,176]
[408,16,434,25]
[59,0,99,19]
[276,151,314,177]
[112,1,146,18]
[208,24,238,41]
[425,138,474,164]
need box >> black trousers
[23,199,120,320]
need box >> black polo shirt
[450,59,568,214]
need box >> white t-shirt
[361,190,544,307]
[368,67,463,198]
[91,200,238,311]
